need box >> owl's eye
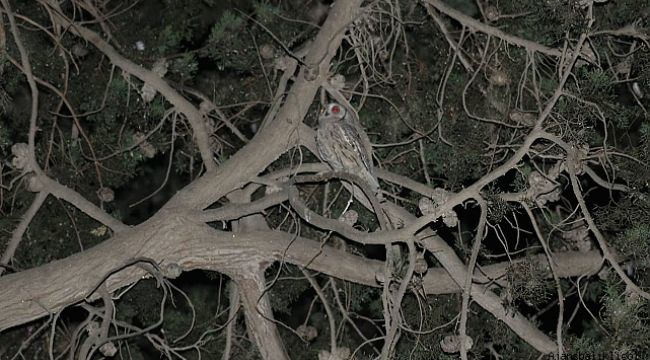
[331,105,341,114]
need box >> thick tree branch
[228,187,289,359]
[236,266,289,360]
[0,0,364,334]
[198,190,289,223]
[0,209,606,333]
[167,0,364,210]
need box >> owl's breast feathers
[316,123,343,169]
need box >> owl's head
[322,103,347,120]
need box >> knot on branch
[99,342,117,357]
[140,59,168,103]
[97,187,115,202]
[132,131,157,159]
[11,143,31,171]
[338,209,358,226]
[526,161,563,207]
[317,347,350,360]
[26,174,43,192]
[509,111,536,127]
[259,43,276,60]
[304,65,318,81]
[296,324,318,342]
[414,252,428,274]
[162,262,183,279]
[484,5,499,22]
[265,182,284,195]
[86,320,102,339]
[328,74,346,91]
[71,43,89,58]
[274,56,296,72]
[199,100,215,116]
[488,68,510,87]
[418,188,458,227]
[440,334,474,354]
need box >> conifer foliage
[0,0,649,359]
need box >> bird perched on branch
[317,103,401,274]
[316,102,380,194]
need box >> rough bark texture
[237,266,290,360]
[0,0,629,357]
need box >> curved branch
[198,190,289,223]
[0,191,48,276]
[167,0,365,210]
[567,151,650,301]
[235,266,289,360]
[40,176,127,232]
[459,197,487,359]
[0,0,39,171]
[41,0,216,172]
[0,211,607,333]
[385,202,557,354]
[424,0,566,58]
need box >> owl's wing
[338,122,373,173]
[343,112,374,167]
[338,122,380,191]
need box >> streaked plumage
[316,103,380,193]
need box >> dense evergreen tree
[0,0,649,359]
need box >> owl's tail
[351,173,382,205]
[364,172,381,197]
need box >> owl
[316,103,380,193]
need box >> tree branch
[0,212,607,333]
[167,0,364,210]
[0,191,48,275]
[235,266,289,360]
[42,0,217,172]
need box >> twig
[0,191,48,276]
[522,203,565,356]
[301,269,338,355]
[459,197,487,360]
[41,0,217,172]
[567,150,650,301]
